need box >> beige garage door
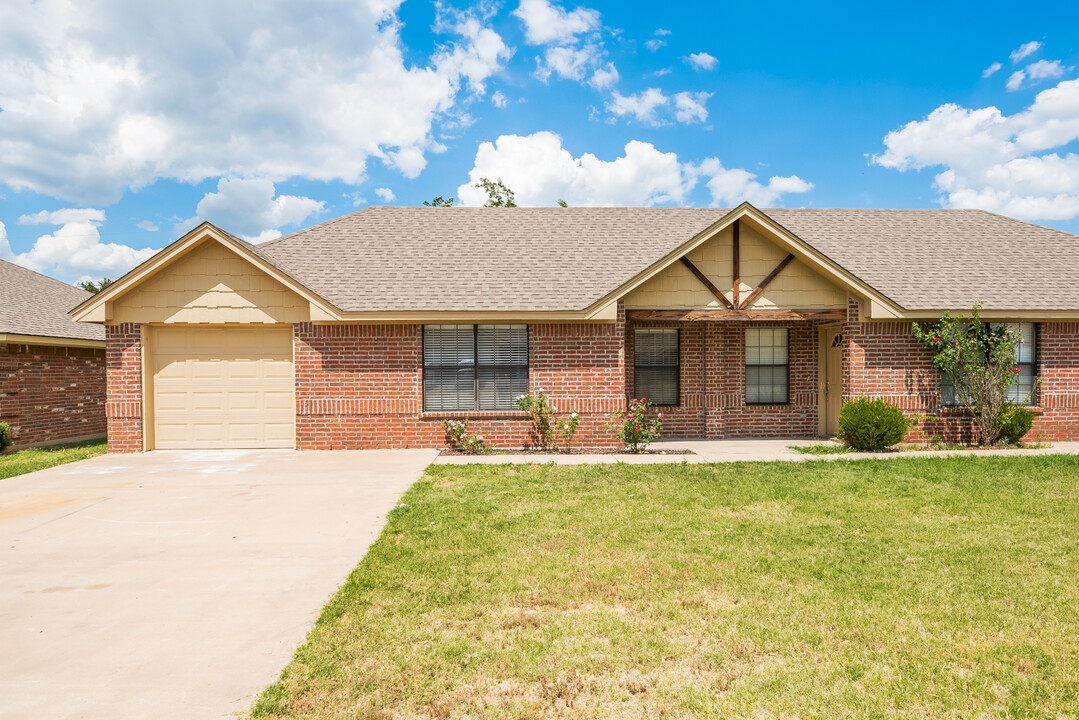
[150,326,294,449]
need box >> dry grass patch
[252,456,1079,719]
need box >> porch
[624,309,848,439]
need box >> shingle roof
[256,206,1079,313]
[0,260,104,341]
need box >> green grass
[788,443,857,455]
[252,457,1079,719]
[0,438,107,480]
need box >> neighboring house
[71,203,1079,452]
[1,260,106,449]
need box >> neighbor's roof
[257,206,1079,313]
[0,259,105,342]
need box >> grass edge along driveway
[0,438,107,480]
[252,456,1079,719]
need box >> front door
[819,327,844,435]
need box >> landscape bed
[252,456,1079,719]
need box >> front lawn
[253,456,1079,719]
[0,438,108,480]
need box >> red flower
[640,397,647,403]
[635,425,642,431]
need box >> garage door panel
[151,326,294,450]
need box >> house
[1,260,106,449]
[71,203,1079,452]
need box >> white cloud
[873,78,1079,220]
[541,45,595,81]
[456,131,814,208]
[491,90,508,108]
[136,220,159,232]
[673,91,711,123]
[644,38,666,52]
[653,28,671,36]
[1010,41,1042,63]
[692,159,813,207]
[175,177,325,240]
[1026,59,1066,82]
[685,52,718,71]
[607,88,669,125]
[18,208,107,225]
[0,0,510,204]
[982,61,1002,78]
[0,221,11,260]
[374,187,396,202]
[607,88,710,126]
[513,0,599,45]
[4,210,156,281]
[1007,59,1068,91]
[589,62,619,89]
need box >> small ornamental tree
[912,303,1025,446]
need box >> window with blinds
[941,322,1036,406]
[746,327,789,404]
[423,324,528,411]
[633,328,679,406]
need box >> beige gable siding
[111,241,310,324]
[624,223,846,310]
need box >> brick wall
[625,319,821,439]
[1030,322,1079,441]
[0,342,106,448]
[843,299,1079,442]
[105,324,143,452]
[294,309,626,449]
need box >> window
[941,323,1037,406]
[1001,323,1037,404]
[634,328,679,406]
[423,324,528,411]
[746,327,789,404]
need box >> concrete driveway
[0,448,437,720]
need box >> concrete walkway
[0,448,437,720]
[432,439,1079,464]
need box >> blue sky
[1,0,1077,283]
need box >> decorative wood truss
[626,309,846,322]
[667,218,808,322]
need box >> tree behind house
[78,278,113,294]
[474,177,516,207]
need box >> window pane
[1016,323,1035,364]
[477,324,528,365]
[746,328,788,404]
[478,366,528,410]
[941,372,959,407]
[635,367,679,406]
[635,328,678,366]
[423,367,476,411]
[424,325,474,366]
[1006,363,1035,404]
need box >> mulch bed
[438,447,695,457]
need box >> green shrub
[837,398,910,451]
[998,405,1034,445]
[0,422,12,451]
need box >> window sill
[420,410,531,421]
